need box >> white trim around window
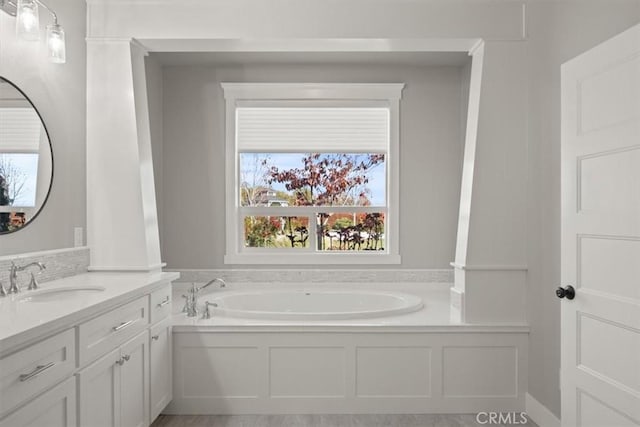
[222,83,404,265]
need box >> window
[0,107,42,229]
[222,83,403,264]
[0,107,41,207]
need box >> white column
[452,40,528,323]
[86,39,162,271]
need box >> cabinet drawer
[150,284,172,324]
[0,329,75,417]
[0,376,76,427]
[78,296,149,366]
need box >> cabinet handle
[19,362,55,382]
[112,320,134,332]
[116,354,131,366]
[156,296,170,308]
[151,334,160,341]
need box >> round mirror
[0,76,53,234]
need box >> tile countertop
[0,271,179,354]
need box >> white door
[561,23,640,427]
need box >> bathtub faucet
[198,277,227,292]
[184,278,227,317]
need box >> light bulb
[16,0,40,41]
[46,24,66,64]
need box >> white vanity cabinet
[77,330,149,427]
[76,284,173,427]
[0,273,177,427]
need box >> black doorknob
[556,285,575,300]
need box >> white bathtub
[169,282,529,415]
[203,289,424,320]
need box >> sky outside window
[0,153,39,207]
[240,153,386,207]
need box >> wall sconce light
[15,0,39,40]
[1,0,66,64]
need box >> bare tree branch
[0,156,28,205]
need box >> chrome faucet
[184,278,227,317]
[202,301,218,319]
[198,277,227,292]
[8,261,46,294]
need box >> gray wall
[159,63,467,269]
[0,0,86,255]
[525,1,640,417]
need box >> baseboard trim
[526,393,560,427]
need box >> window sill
[224,253,402,265]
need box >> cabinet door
[0,377,76,427]
[77,347,120,427]
[150,317,172,421]
[120,331,149,427]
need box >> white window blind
[0,108,42,152]
[236,107,389,152]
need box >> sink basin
[17,286,106,303]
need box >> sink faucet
[8,261,46,294]
[184,278,227,317]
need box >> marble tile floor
[151,414,539,427]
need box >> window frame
[222,83,403,265]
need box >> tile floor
[151,414,539,427]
